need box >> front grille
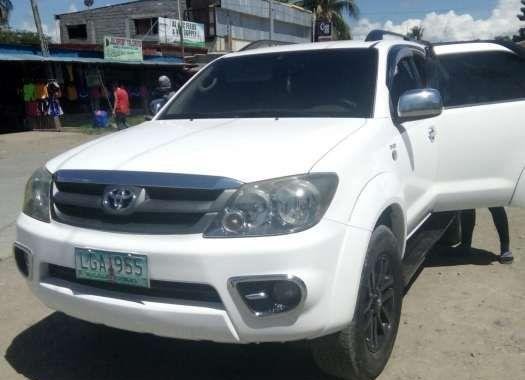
[51,170,240,234]
[47,264,223,304]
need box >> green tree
[407,25,424,40]
[0,29,50,45]
[297,0,359,40]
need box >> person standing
[460,208,514,263]
[112,82,130,130]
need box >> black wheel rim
[364,253,396,353]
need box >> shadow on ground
[404,246,498,295]
[5,313,333,380]
[426,246,499,267]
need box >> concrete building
[56,0,312,53]
[56,0,185,45]
[187,0,312,51]
[0,0,12,30]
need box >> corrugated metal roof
[0,52,184,66]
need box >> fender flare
[510,166,525,207]
[323,173,407,333]
[348,172,407,254]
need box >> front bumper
[15,213,371,343]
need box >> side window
[437,51,525,107]
[390,54,425,107]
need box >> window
[437,51,525,107]
[160,49,378,120]
[390,54,425,107]
[67,24,87,40]
[134,18,158,36]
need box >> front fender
[321,173,407,334]
[510,166,525,207]
[348,172,406,237]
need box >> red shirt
[114,87,130,114]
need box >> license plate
[74,248,149,288]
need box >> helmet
[158,75,172,91]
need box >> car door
[432,47,525,211]
[389,47,439,234]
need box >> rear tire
[311,225,403,380]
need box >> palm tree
[295,0,359,40]
[407,25,424,40]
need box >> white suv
[15,32,525,379]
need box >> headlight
[23,167,52,223]
[204,173,338,237]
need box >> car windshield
[160,48,378,119]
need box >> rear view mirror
[397,88,443,121]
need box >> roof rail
[433,39,525,59]
[239,40,294,52]
[365,30,409,42]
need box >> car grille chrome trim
[51,170,241,234]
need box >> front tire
[312,225,404,380]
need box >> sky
[8,0,525,42]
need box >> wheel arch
[348,172,407,256]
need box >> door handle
[428,127,436,142]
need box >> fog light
[13,244,31,279]
[230,275,306,317]
[271,281,302,306]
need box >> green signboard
[104,36,143,62]
[158,17,205,49]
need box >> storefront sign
[158,17,205,48]
[316,21,332,41]
[104,36,143,62]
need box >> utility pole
[29,0,49,56]
[177,0,184,58]
[269,0,274,41]
[30,0,61,131]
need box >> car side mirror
[397,88,443,121]
[144,115,153,121]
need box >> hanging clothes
[78,89,89,103]
[66,84,78,101]
[35,83,48,99]
[66,64,74,82]
[48,99,63,117]
[23,83,37,102]
[25,101,38,117]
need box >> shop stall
[0,44,189,133]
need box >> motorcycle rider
[149,75,176,115]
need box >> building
[0,0,12,30]
[56,0,186,45]
[56,0,312,53]
[186,0,312,51]
[0,42,188,133]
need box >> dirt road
[0,132,523,380]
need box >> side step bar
[402,211,458,285]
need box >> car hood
[47,118,366,183]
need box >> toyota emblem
[102,186,143,215]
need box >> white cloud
[21,20,60,43]
[353,0,523,42]
[68,1,78,13]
